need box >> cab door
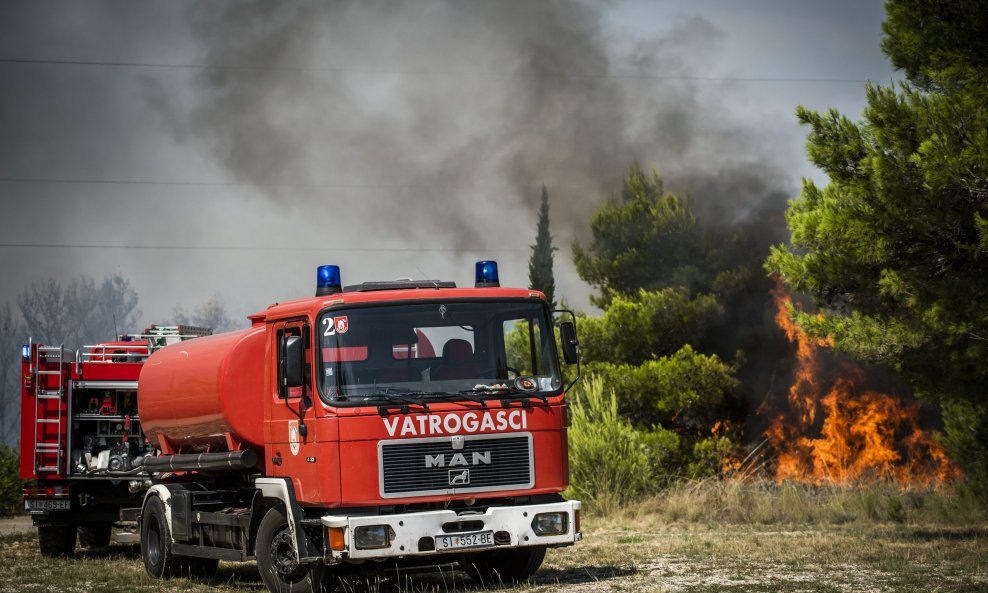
[268,318,323,499]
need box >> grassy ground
[0,483,984,592]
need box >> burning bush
[763,284,960,486]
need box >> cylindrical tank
[138,326,266,453]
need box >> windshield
[318,300,561,403]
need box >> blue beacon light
[475,260,500,288]
[316,265,343,296]
[21,343,30,360]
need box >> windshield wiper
[431,390,489,407]
[372,387,431,412]
[497,389,549,405]
[376,398,428,414]
[388,394,431,410]
[458,390,492,405]
[380,388,492,408]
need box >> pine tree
[528,185,557,308]
[766,0,988,489]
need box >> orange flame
[764,281,959,486]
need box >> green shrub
[577,288,723,365]
[0,445,23,517]
[585,345,740,430]
[641,425,681,484]
[576,345,742,484]
[567,377,653,510]
[941,400,988,496]
[687,435,736,480]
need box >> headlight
[353,524,394,549]
[531,512,568,536]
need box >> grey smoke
[0,0,895,330]
[148,1,793,251]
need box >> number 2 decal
[322,317,335,336]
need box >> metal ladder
[33,345,65,474]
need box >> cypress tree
[528,185,557,308]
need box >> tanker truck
[20,261,582,592]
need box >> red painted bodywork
[137,286,570,509]
[139,327,266,453]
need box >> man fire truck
[21,261,581,592]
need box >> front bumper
[320,500,581,561]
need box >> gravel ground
[0,516,32,536]
[0,518,985,592]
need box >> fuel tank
[138,326,266,452]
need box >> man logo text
[425,452,492,468]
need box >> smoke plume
[149,1,794,252]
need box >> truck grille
[379,434,533,497]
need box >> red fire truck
[21,261,582,592]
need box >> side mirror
[282,335,304,392]
[559,321,579,365]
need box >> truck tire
[79,523,113,549]
[465,545,546,585]
[38,524,77,557]
[141,495,180,578]
[256,505,327,593]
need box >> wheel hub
[270,529,299,575]
[147,523,160,565]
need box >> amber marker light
[327,526,346,551]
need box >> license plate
[25,499,69,511]
[435,530,494,551]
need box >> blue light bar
[21,343,30,360]
[475,260,500,288]
[316,265,343,296]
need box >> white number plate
[25,499,69,511]
[435,530,494,551]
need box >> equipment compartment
[69,387,149,476]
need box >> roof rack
[79,324,214,363]
[343,280,457,292]
[140,325,213,351]
[143,324,213,338]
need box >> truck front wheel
[38,524,77,557]
[256,505,326,593]
[465,545,546,585]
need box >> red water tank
[138,327,266,453]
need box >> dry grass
[598,479,988,527]
[0,482,985,592]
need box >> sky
[0,0,896,337]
